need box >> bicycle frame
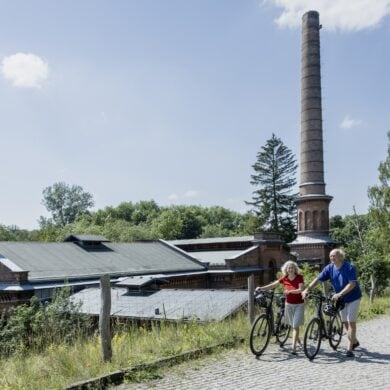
[249,290,291,356]
[256,291,285,336]
[303,292,343,360]
[312,294,337,340]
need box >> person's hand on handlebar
[301,288,309,300]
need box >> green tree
[246,133,298,242]
[174,206,203,239]
[0,224,34,241]
[330,213,370,262]
[363,131,390,297]
[41,182,94,227]
[367,131,390,259]
[151,209,184,240]
[132,200,161,225]
[239,213,262,234]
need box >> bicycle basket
[322,303,337,316]
[255,292,268,308]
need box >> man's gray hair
[330,248,346,260]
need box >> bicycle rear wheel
[275,312,290,346]
[304,317,322,360]
[249,314,271,356]
[328,312,343,350]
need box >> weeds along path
[113,315,390,390]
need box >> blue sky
[0,0,389,230]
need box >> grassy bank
[1,295,390,389]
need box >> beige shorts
[285,303,304,328]
[340,299,361,322]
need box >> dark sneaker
[346,350,354,358]
[352,341,360,350]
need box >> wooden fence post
[248,274,255,324]
[100,274,112,362]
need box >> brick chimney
[289,10,336,266]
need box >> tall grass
[1,294,389,389]
[0,313,249,389]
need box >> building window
[313,210,318,229]
[298,211,303,231]
[305,210,311,230]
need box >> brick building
[169,232,289,288]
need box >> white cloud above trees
[167,190,200,203]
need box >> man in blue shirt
[302,248,362,357]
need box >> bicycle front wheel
[328,312,343,350]
[275,312,291,346]
[249,314,271,356]
[304,317,322,360]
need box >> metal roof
[0,278,105,292]
[71,288,248,322]
[168,236,254,246]
[64,234,110,243]
[0,240,206,282]
[289,236,337,245]
[188,250,242,265]
[170,244,259,266]
[116,274,168,287]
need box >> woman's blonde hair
[281,260,301,276]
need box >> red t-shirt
[278,274,304,304]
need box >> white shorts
[340,299,361,322]
[285,303,304,328]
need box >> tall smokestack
[289,11,336,266]
[300,10,325,196]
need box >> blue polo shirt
[317,261,362,303]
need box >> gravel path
[114,315,390,390]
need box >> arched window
[298,211,303,231]
[268,260,276,281]
[313,210,318,229]
[305,210,311,230]
[321,210,327,229]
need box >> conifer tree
[246,133,298,242]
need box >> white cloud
[168,193,179,201]
[340,115,362,129]
[184,190,200,198]
[167,190,200,202]
[267,0,390,31]
[1,52,49,88]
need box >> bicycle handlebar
[254,290,274,298]
[254,290,288,299]
[305,292,330,302]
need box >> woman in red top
[256,260,304,355]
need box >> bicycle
[249,290,291,356]
[303,292,344,360]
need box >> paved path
[114,316,390,390]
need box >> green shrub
[0,287,93,357]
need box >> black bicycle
[303,292,344,360]
[249,290,291,356]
